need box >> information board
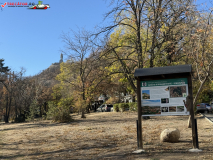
[141,78,189,116]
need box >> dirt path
[0,112,212,160]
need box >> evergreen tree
[0,59,10,73]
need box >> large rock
[160,128,180,143]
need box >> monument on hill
[59,53,63,63]
[51,53,63,66]
[47,53,64,73]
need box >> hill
[32,54,63,87]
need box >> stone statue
[59,53,63,63]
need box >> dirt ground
[0,112,213,160]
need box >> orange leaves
[196,29,204,33]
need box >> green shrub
[113,104,119,112]
[129,102,138,111]
[26,100,40,122]
[119,103,129,112]
[46,101,73,123]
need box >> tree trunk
[40,105,42,117]
[81,108,86,118]
[94,103,97,112]
[187,76,208,128]
[8,94,12,121]
[81,88,86,118]
[4,115,9,123]
[15,100,18,119]
[4,94,9,123]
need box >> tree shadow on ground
[0,115,137,132]
[72,117,137,124]
[0,148,72,159]
[0,121,72,132]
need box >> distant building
[98,94,106,102]
[124,94,133,103]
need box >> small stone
[188,148,202,152]
[132,149,145,154]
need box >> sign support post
[137,79,143,149]
[188,75,197,148]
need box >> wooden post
[137,79,143,149]
[194,118,199,149]
[136,120,139,148]
[188,74,197,148]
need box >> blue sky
[142,100,161,106]
[0,0,114,76]
[142,90,150,95]
[0,0,212,77]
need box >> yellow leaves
[160,23,169,33]
[118,77,128,82]
[75,97,86,109]
[210,81,213,90]
[109,65,119,72]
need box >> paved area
[203,113,213,124]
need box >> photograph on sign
[161,98,169,103]
[170,86,187,98]
[142,90,150,99]
[141,78,189,116]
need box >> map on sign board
[141,78,189,116]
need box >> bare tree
[60,29,98,118]
[1,72,16,123]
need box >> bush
[106,97,119,104]
[26,100,40,122]
[129,102,138,111]
[119,103,129,112]
[46,101,73,123]
[113,104,119,112]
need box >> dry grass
[0,112,212,160]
